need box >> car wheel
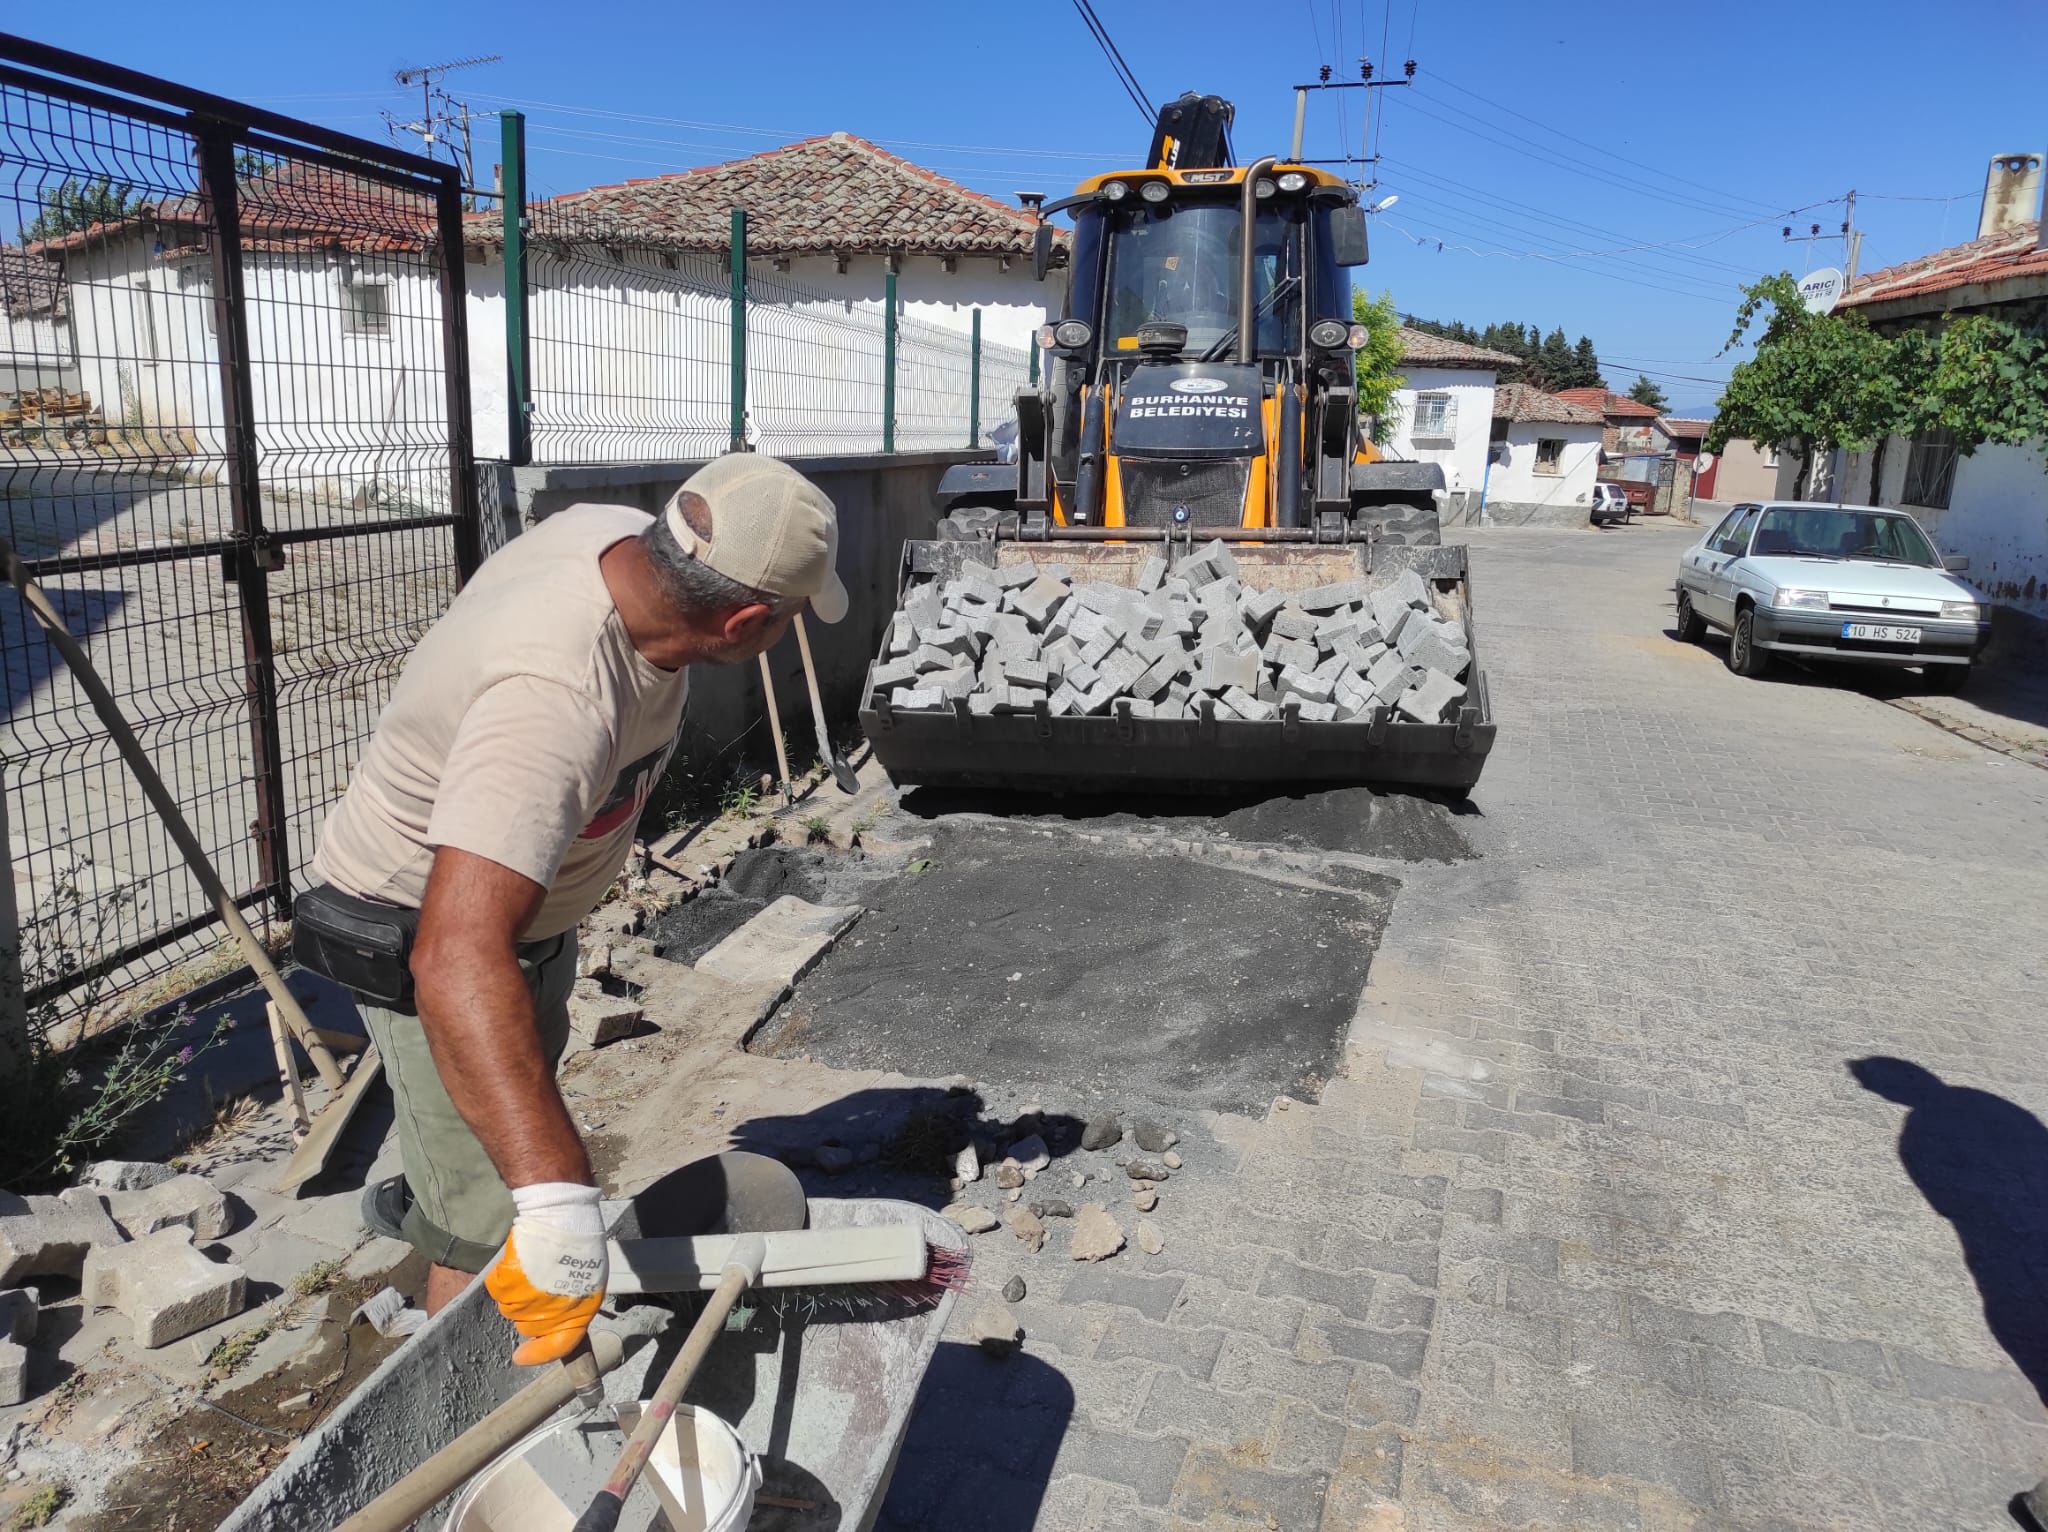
[1673,589,1706,643]
[1922,663,1970,695]
[1727,606,1771,677]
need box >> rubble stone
[1006,1206,1048,1254]
[942,1203,1000,1235]
[1133,1121,1178,1153]
[0,1339,25,1406]
[972,1301,1023,1359]
[567,990,643,1048]
[0,1289,36,1343]
[1137,1219,1166,1256]
[0,1191,125,1283]
[1081,1114,1123,1151]
[1069,1203,1126,1262]
[83,1228,246,1348]
[79,1161,177,1194]
[88,1174,232,1242]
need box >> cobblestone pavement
[882,520,2048,1530]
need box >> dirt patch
[75,1262,423,1532]
[752,821,1395,1114]
[644,845,853,962]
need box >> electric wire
[1069,0,1154,127]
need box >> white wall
[1840,435,2048,621]
[1712,438,1780,502]
[1,308,74,394]
[1386,366,1495,492]
[1486,422,1603,520]
[777,253,1047,353]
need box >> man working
[301,452,846,1364]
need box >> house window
[343,282,391,337]
[1534,438,1564,475]
[131,277,160,362]
[1902,429,1957,509]
[1412,392,1455,439]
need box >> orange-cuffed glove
[484,1182,608,1365]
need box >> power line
[1422,70,1783,218]
[1070,0,1154,126]
[1380,215,1735,306]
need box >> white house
[1817,196,2048,648]
[1484,383,1604,525]
[1,245,74,395]
[1383,326,1518,496]
[466,132,1052,462]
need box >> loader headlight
[1138,180,1169,203]
[1770,587,1828,610]
[1101,180,1131,202]
[1276,171,1309,192]
[1253,177,1276,199]
[1310,318,1351,350]
[1052,319,1093,350]
[1347,323,1370,349]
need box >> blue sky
[22,0,2048,413]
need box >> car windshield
[1749,508,1938,566]
[1102,201,1300,357]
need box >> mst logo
[1169,377,1230,395]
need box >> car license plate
[1843,622,1920,643]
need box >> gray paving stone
[1697,1352,1838,1424]
[1569,1415,1716,1504]
[1061,1267,1186,1323]
[1754,1319,1892,1386]
[1170,1446,1330,1527]
[1137,1378,1276,1447]
[1315,1319,1430,1379]
[1256,1256,1376,1323]
[1210,1335,1356,1417]
[1624,1294,1753,1355]
[1052,1425,1191,1507]
[1891,1347,2044,1416]
[1095,1322,1225,1380]
[1320,1233,1440,1288]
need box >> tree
[1572,336,1605,390]
[1353,288,1407,445]
[22,177,136,241]
[1707,274,1910,497]
[1537,327,1574,390]
[1628,374,1670,411]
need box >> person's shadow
[1850,1057,2048,1407]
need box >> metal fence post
[1029,332,1039,387]
[196,124,292,921]
[729,208,747,452]
[0,766,26,1078]
[969,308,981,449]
[883,262,897,454]
[501,109,532,469]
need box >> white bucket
[446,1404,761,1532]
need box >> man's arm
[411,846,590,1189]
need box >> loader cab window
[1100,201,1302,358]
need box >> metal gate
[0,35,479,1030]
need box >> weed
[801,814,832,845]
[290,1258,344,1300]
[204,1321,272,1378]
[720,779,761,819]
[8,1484,68,1529]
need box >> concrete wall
[1484,422,1603,525]
[777,251,1049,354]
[1712,438,1780,502]
[506,449,978,793]
[1387,366,1497,493]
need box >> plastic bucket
[446,1404,761,1532]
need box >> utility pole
[1289,58,1415,183]
[1781,192,1856,280]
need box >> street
[870,516,2048,1530]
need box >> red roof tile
[506,133,1052,259]
[1397,326,1519,369]
[1555,387,1661,419]
[1493,383,1604,425]
[1659,416,1711,439]
[1842,219,2048,310]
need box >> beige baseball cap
[663,454,848,623]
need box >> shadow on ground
[872,1343,1075,1531]
[1851,1056,2048,1408]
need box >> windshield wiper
[1197,275,1301,364]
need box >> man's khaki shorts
[359,932,580,1273]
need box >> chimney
[1977,151,2044,239]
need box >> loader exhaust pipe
[1237,157,1276,366]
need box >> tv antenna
[386,54,501,195]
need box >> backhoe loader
[859,92,1495,794]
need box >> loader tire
[937,503,1016,541]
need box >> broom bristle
[758,1239,972,1320]
[922,1240,973,1292]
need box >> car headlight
[1940,600,1981,621]
[1771,588,1828,610]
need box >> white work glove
[484,1182,609,1365]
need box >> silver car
[1674,500,1990,689]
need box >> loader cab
[1031,166,1370,529]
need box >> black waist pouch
[292,883,421,1013]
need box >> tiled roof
[1554,386,1661,419]
[0,245,63,317]
[27,164,437,258]
[1842,219,2048,310]
[1659,416,1711,439]
[1493,382,1603,425]
[507,133,1055,259]
[1397,326,1518,369]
